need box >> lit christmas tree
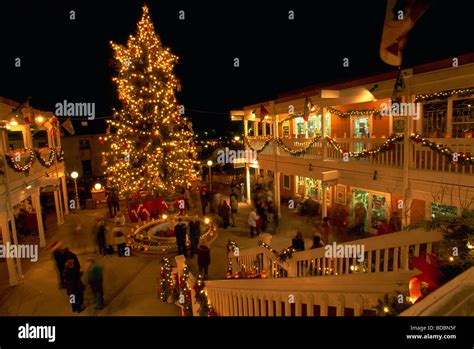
[104,5,198,196]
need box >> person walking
[197,243,211,279]
[200,186,209,216]
[63,259,85,313]
[189,215,201,258]
[87,257,104,310]
[174,218,187,257]
[112,224,126,257]
[248,209,259,238]
[230,190,238,227]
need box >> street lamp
[207,160,213,191]
[71,171,80,210]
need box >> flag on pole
[260,105,269,119]
[62,118,75,135]
[303,97,314,121]
[380,0,429,66]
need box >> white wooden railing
[204,271,415,316]
[248,136,474,174]
[229,228,443,278]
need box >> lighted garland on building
[159,257,177,302]
[244,136,272,153]
[193,274,218,316]
[179,263,193,316]
[325,134,404,159]
[327,107,381,120]
[5,147,65,173]
[414,87,474,103]
[276,135,322,156]
[258,240,296,263]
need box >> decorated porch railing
[204,271,415,316]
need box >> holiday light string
[414,87,474,103]
[276,135,322,155]
[327,107,382,119]
[244,136,272,153]
[193,274,217,316]
[159,257,177,302]
[5,147,65,173]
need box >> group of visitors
[94,216,127,257]
[52,243,104,312]
[173,216,210,278]
[289,217,331,251]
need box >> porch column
[321,107,327,160]
[402,74,413,228]
[8,208,23,280]
[262,121,267,137]
[254,121,259,137]
[245,165,251,204]
[22,125,33,148]
[31,188,46,248]
[60,175,70,215]
[272,101,281,218]
[53,190,64,225]
[322,183,328,217]
[0,212,19,286]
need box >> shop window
[283,175,291,189]
[296,176,322,201]
[422,101,447,138]
[452,97,474,138]
[431,203,457,220]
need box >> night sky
[0,0,472,136]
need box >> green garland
[258,240,296,263]
[373,291,412,316]
[179,263,193,316]
[5,147,65,173]
[194,275,218,316]
[327,107,381,120]
[276,135,322,156]
[244,137,272,153]
[159,257,178,302]
[415,87,474,103]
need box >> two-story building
[0,97,69,286]
[232,54,474,234]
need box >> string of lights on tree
[159,257,177,302]
[103,5,199,197]
[193,274,217,316]
[5,147,64,173]
[414,87,474,103]
[179,263,193,316]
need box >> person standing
[107,191,115,218]
[230,190,238,227]
[174,218,187,257]
[189,215,201,258]
[87,257,104,310]
[113,190,120,217]
[197,243,211,279]
[95,217,106,255]
[248,209,259,238]
[321,216,331,244]
[63,247,81,272]
[200,187,209,216]
[291,231,305,251]
[63,259,85,313]
[220,200,231,229]
[51,242,66,288]
[113,225,126,257]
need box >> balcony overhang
[319,87,377,106]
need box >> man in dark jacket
[52,244,66,288]
[64,259,85,313]
[197,243,211,279]
[189,215,201,258]
[63,248,81,272]
[174,219,187,257]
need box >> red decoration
[410,253,446,294]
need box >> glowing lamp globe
[207,160,213,167]
[94,183,102,191]
[204,217,210,225]
[71,171,79,179]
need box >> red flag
[380,0,429,66]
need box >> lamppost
[71,171,80,210]
[207,160,213,192]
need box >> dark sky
[0,0,472,136]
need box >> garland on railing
[226,240,239,274]
[5,147,65,173]
[258,240,296,263]
[414,87,474,103]
[325,133,474,165]
[327,107,381,120]
[193,274,218,316]
[178,263,193,316]
[276,135,322,156]
[244,136,272,153]
[325,134,404,159]
[159,257,178,302]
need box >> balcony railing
[247,136,474,174]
